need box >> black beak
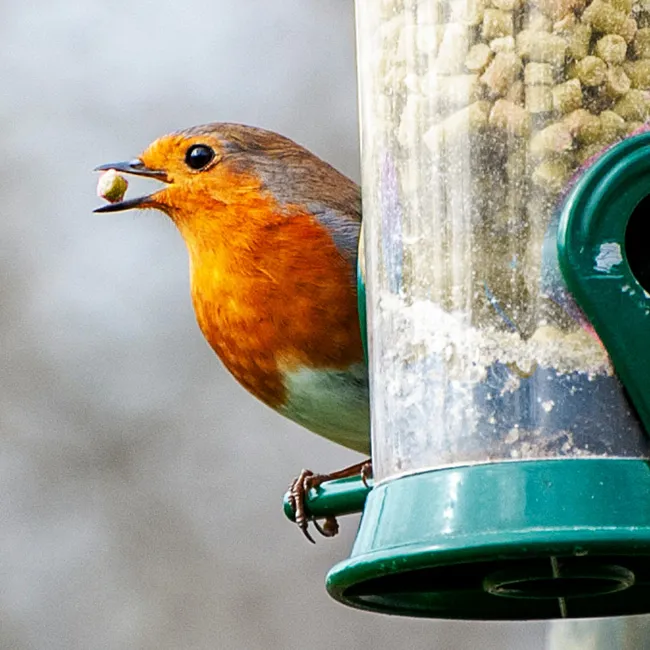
[94,159,167,179]
[93,195,154,213]
[93,159,168,213]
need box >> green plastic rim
[326,460,650,620]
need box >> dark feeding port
[483,564,635,600]
[625,194,650,294]
[558,130,650,440]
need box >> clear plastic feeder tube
[357,0,650,483]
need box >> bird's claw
[288,469,325,544]
[288,460,372,543]
[312,516,340,539]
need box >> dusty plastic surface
[356,0,650,482]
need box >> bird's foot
[288,459,372,544]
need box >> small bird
[95,123,371,541]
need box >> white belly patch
[280,363,370,454]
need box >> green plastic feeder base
[326,459,650,620]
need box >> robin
[95,123,371,542]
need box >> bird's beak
[93,159,169,213]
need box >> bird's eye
[185,144,215,170]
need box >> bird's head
[95,123,354,230]
[95,121,361,277]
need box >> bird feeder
[285,0,650,619]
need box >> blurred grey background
[0,1,552,648]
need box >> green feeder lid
[285,133,650,620]
[326,460,650,620]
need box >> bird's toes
[288,469,336,543]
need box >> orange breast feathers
[175,174,364,410]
